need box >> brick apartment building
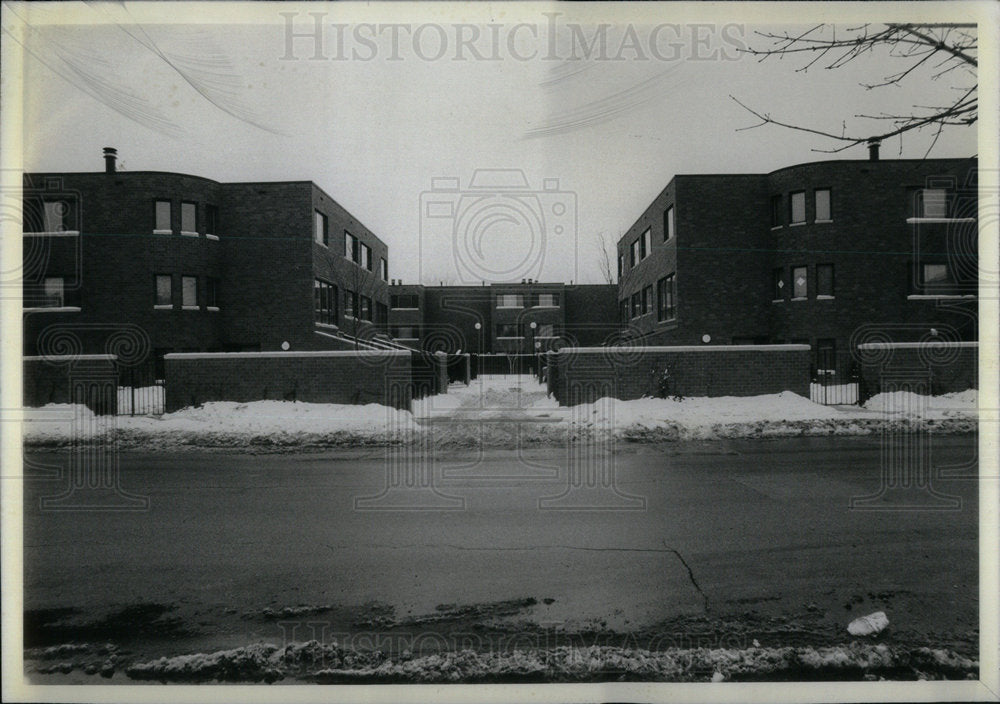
[22,148,391,366]
[387,280,618,354]
[616,153,978,374]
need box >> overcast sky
[8,2,979,285]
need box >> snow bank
[123,641,978,683]
[21,385,977,449]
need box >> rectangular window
[533,293,559,307]
[206,277,219,308]
[43,277,64,307]
[617,254,624,279]
[816,264,834,297]
[619,300,628,323]
[919,262,957,294]
[630,239,639,267]
[360,295,372,321]
[155,275,172,307]
[345,232,358,262]
[360,243,372,271]
[393,326,418,340]
[182,275,198,307]
[154,200,171,232]
[205,205,218,236]
[630,292,640,319]
[497,323,523,338]
[642,285,653,315]
[770,195,782,227]
[664,206,675,240]
[314,279,337,325]
[497,294,524,308]
[640,228,651,259]
[181,202,197,234]
[314,211,328,246]
[391,294,419,309]
[536,323,555,338]
[792,266,808,299]
[657,274,676,321]
[921,188,948,218]
[344,289,357,317]
[790,191,806,224]
[380,258,388,281]
[772,268,785,300]
[43,202,66,232]
[815,189,831,221]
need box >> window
[533,292,559,307]
[182,276,198,307]
[181,202,197,234]
[618,254,624,279]
[619,300,628,323]
[380,258,388,281]
[921,188,948,218]
[154,200,171,232]
[536,323,556,338]
[918,263,958,294]
[642,285,653,315]
[314,211,328,246]
[772,268,785,300]
[816,264,834,297]
[360,295,372,321]
[789,191,806,224]
[497,294,524,308]
[792,266,808,299]
[630,239,640,267]
[497,323,523,338]
[205,205,218,237]
[657,274,676,321]
[640,227,651,259]
[391,294,419,309]
[155,275,172,307]
[360,243,372,271]
[770,195,782,227]
[344,232,359,262]
[43,202,67,232]
[314,279,336,325]
[630,292,640,319]
[393,326,418,340]
[815,189,831,221]
[664,205,675,240]
[206,277,219,308]
[43,277,64,307]
[344,289,357,317]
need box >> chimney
[103,147,117,173]
[867,139,880,162]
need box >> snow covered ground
[21,375,978,448]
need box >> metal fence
[117,360,165,415]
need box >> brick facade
[23,355,119,413]
[857,342,977,398]
[616,157,979,373]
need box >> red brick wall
[858,342,977,398]
[164,351,414,411]
[550,345,811,404]
[23,355,119,414]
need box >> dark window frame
[789,190,806,225]
[664,205,675,241]
[816,263,835,297]
[154,199,172,232]
[180,201,198,234]
[791,265,808,299]
[814,188,832,222]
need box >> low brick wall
[549,345,812,405]
[164,351,417,412]
[23,355,119,414]
[857,342,977,399]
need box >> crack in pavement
[663,541,710,613]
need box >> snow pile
[21,383,978,449]
[124,641,979,683]
[23,400,416,448]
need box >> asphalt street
[23,435,979,659]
